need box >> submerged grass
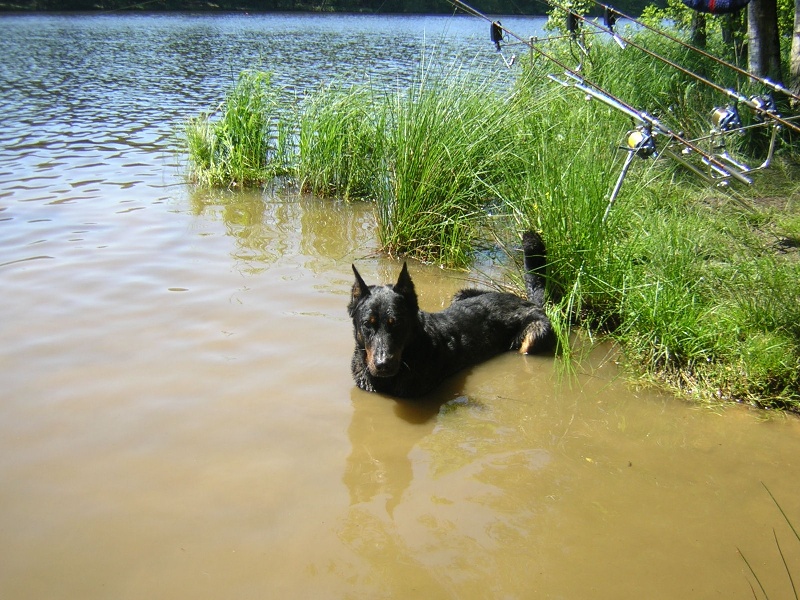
[183,33,800,411]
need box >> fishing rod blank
[449,0,751,182]
[589,0,800,104]
[546,0,800,134]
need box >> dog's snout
[372,347,394,371]
[367,336,401,377]
[372,348,394,373]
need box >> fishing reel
[625,126,657,158]
[749,93,777,122]
[710,104,742,133]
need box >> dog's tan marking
[365,345,375,369]
[519,321,549,354]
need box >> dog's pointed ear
[393,262,419,313]
[348,264,371,317]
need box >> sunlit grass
[297,83,383,201]
[375,64,514,268]
[185,70,291,187]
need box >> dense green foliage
[374,67,514,266]
[297,84,382,200]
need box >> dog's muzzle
[367,344,401,378]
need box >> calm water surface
[2,12,800,599]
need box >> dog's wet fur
[348,231,554,397]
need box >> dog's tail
[522,230,547,308]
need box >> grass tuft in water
[185,70,291,188]
[297,83,383,201]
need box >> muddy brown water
[3,12,800,600]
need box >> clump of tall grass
[501,79,628,287]
[375,64,515,268]
[293,60,515,267]
[185,70,292,187]
[296,83,383,201]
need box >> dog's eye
[387,317,396,328]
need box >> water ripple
[0,255,55,269]
[0,12,539,287]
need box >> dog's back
[349,231,553,397]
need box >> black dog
[348,231,554,397]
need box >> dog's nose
[374,352,392,371]
[371,346,398,377]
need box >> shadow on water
[393,371,474,424]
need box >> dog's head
[348,263,419,378]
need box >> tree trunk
[690,12,707,49]
[791,0,800,97]
[748,0,783,82]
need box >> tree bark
[747,0,783,82]
[690,11,707,48]
[791,0,800,97]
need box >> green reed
[739,484,800,599]
[185,70,291,187]
[375,64,514,268]
[296,83,383,201]
[499,77,627,295]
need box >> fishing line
[544,0,800,133]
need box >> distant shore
[0,1,517,14]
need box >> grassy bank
[184,31,800,411]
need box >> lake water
[2,11,800,599]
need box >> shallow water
[2,12,800,599]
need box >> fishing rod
[549,1,800,134]
[448,0,753,184]
[589,0,800,105]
